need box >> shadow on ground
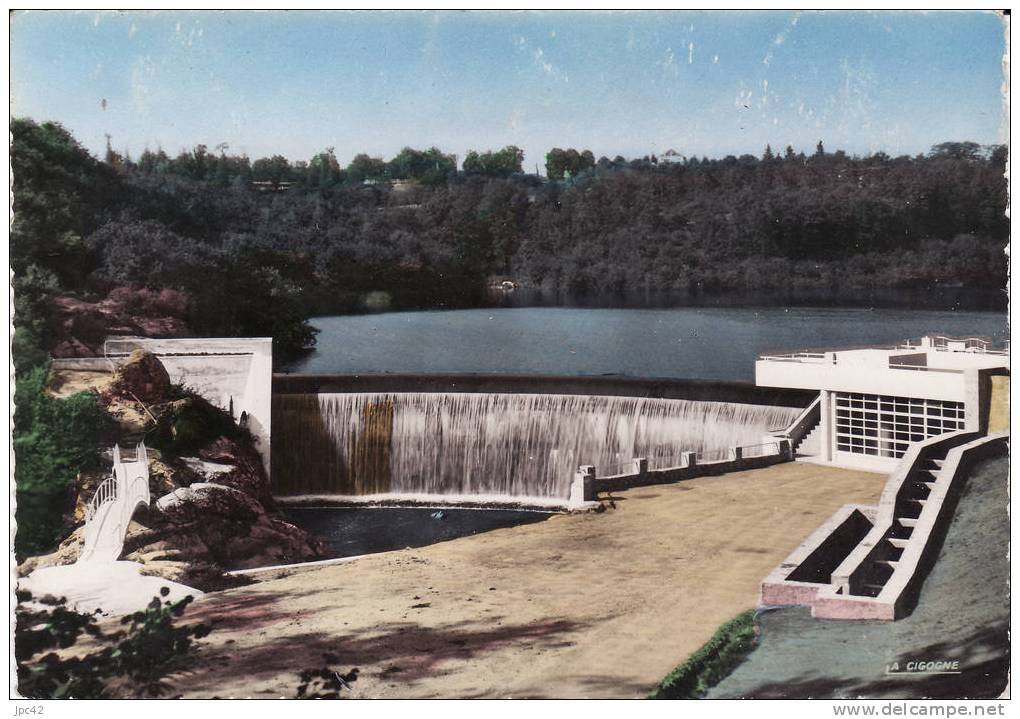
[174,614,589,697]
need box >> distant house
[660,149,685,164]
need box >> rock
[108,350,171,404]
[48,288,191,357]
[51,337,98,359]
[17,527,83,575]
[148,456,200,496]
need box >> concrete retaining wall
[760,504,876,607]
[569,440,792,506]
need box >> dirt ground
[165,462,886,699]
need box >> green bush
[649,609,758,699]
[16,588,211,699]
[13,367,116,559]
[147,396,238,457]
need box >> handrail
[762,335,1008,363]
[768,394,821,458]
[84,475,118,523]
[888,364,965,374]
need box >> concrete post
[778,439,792,461]
[820,390,833,462]
[568,471,586,508]
[569,465,597,508]
[632,458,648,476]
[682,451,697,468]
[963,369,981,433]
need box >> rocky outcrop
[121,482,324,589]
[48,287,191,358]
[106,349,172,404]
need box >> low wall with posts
[568,439,792,507]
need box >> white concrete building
[756,335,1009,472]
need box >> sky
[9,10,1008,170]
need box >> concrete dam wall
[271,375,806,501]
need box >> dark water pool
[282,506,554,558]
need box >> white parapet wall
[103,337,273,472]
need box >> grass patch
[649,609,758,699]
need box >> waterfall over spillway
[272,393,800,500]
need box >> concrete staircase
[847,455,946,599]
[769,394,822,461]
[794,423,821,458]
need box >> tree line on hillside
[113,139,528,189]
[11,117,1008,375]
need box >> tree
[762,144,775,162]
[545,147,595,180]
[929,141,982,161]
[462,145,525,178]
[387,146,457,185]
[307,147,343,188]
[345,153,388,183]
[251,155,293,187]
[14,368,116,557]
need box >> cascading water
[273,392,800,501]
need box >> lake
[284,306,1007,382]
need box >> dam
[271,375,807,502]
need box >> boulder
[108,350,171,404]
[17,527,83,575]
[48,288,191,357]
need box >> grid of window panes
[834,393,965,458]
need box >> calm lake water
[285,307,1007,382]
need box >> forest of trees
[11,117,1009,373]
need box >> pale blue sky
[10,10,1008,169]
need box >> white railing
[84,475,118,523]
[740,441,781,459]
[758,352,827,364]
[888,363,965,374]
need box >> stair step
[898,518,918,528]
[904,498,927,504]
[887,538,910,549]
[876,559,899,567]
[861,583,885,591]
